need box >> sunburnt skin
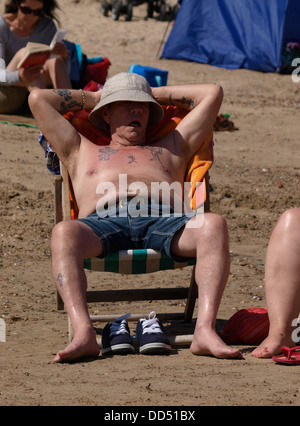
[73,139,184,218]
[29,73,242,363]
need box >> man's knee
[51,221,74,252]
[202,213,228,239]
[283,208,300,225]
[277,208,300,235]
[51,220,103,259]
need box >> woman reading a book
[0,0,71,113]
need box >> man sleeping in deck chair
[29,72,242,363]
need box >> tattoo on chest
[97,145,167,170]
[98,147,119,161]
[141,146,168,171]
[128,155,137,164]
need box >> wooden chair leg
[54,175,63,225]
[54,175,65,310]
[57,292,64,311]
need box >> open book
[17,29,66,69]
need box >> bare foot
[54,329,100,363]
[190,326,243,359]
[252,334,294,358]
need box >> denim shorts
[77,200,196,262]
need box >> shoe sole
[139,342,172,355]
[102,343,135,355]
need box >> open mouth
[128,120,141,127]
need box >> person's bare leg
[6,48,26,72]
[6,48,46,90]
[42,56,72,89]
[51,220,103,362]
[252,208,300,358]
[172,213,242,359]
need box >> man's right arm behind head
[29,88,100,167]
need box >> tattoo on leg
[57,272,64,288]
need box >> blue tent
[161,0,300,72]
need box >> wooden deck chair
[53,106,213,346]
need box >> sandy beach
[0,0,300,406]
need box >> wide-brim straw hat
[88,72,164,130]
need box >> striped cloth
[84,249,195,274]
[38,133,60,175]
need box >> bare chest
[77,143,183,182]
[72,142,186,217]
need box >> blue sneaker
[136,312,172,354]
[102,314,135,355]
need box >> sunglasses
[19,5,44,16]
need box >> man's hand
[94,88,102,106]
[151,83,223,158]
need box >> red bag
[220,308,269,345]
[83,81,102,92]
[82,57,111,87]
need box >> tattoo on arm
[53,89,82,115]
[57,273,64,288]
[169,94,174,106]
[169,93,197,109]
[54,89,72,101]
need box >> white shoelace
[140,311,163,335]
[109,314,130,336]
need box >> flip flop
[272,346,300,365]
[213,114,238,131]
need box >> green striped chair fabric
[84,249,196,274]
